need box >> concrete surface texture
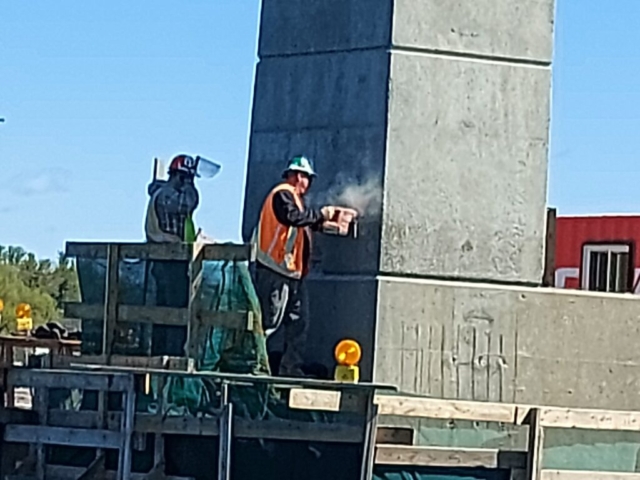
[242,49,389,275]
[305,276,379,379]
[258,0,392,56]
[382,53,551,281]
[242,0,581,407]
[244,0,555,283]
[392,0,555,61]
[375,277,640,411]
[382,0,554,283]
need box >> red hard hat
[168,154,198,176]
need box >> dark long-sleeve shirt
[269,190,325,275]
[272,190,324,229]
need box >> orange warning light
[15,303,32,319]
[334,339,362,367]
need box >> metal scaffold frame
[0,241,393,480]
[0,367,389,480]
[1,242,639,480]
[4,368,640,480]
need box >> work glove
[321,206,336,221]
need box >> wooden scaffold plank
[4,425,123,449]
[119,243,192,261]
[541,472,640,480]
[374,395,518,423]
[375,446,527,469]
[65,242,109,259]
[132,414,366,443]
[52,355,189,371]
[21,465,194,480]
[200,244,253,262]
[8,369,134,392]
[288,389,342,412]
[540,407,640,432]
[66,242,253,262]
[65,303,251,330]
[103,244,120,360]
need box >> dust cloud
[321,175,382,217]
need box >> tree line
[0,245,79,331]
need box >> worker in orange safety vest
[253,155,335,377]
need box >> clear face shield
[194,156,222,179]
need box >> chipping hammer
[320,207,359,238]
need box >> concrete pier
[244,0,554,283]
[238,1,640,411]
[375,278,640,410]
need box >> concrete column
[243,0,555,378]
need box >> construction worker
[253,155,335,377]
[145,154,202,244]
[145,154,220,355]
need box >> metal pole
[525,408,543,480]
[118,380,136,480]
[218,382,233,480]
[360,393,379,480]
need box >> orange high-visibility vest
[254,183,308,279]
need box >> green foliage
[0,245,79,331]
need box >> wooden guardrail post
[186,244,204,362]
[103,244,120,362]
[34,384,48,480]
[117,382,136,480]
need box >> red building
[555,215,640,293]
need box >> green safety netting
[151,258,274,419]
[199,259,270,375]
[73,250,279,419]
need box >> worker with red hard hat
[145,154,220,243]
[144,153,220,355]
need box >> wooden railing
[1,367,396,480]
[12,366,640,478]
[288,390,640,479]
[5,369,136,480]
[63,241,255,362]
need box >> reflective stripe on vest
[254,183,306,279]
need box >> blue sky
[551,0,640,214]
[1,1,640,259]
[0,1,260,258]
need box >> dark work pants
[254,265,309,377]
[150,261,189,356]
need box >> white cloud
[0,169,72,214]
[19,168,72,197]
